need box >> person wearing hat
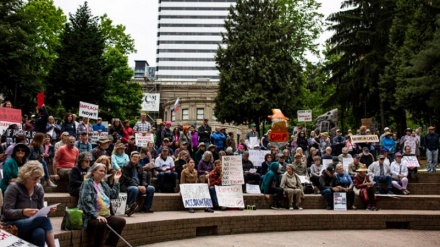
[424,126,439,173]
[91,136,112,161]
[353,164,378,211]
[0,143,29,192]
[92,117,106,132]
[293,152,307,176]
[4,131,27,160]
[276,153,288,177]
[53,136,79,181]
[261,162,284,209]
[211,127,226,152]
[69,152,93,197]
[121,151,155,215]
[348,154,364,179]
[338,147,352,163]
[318,166,338,210]
[368,155,394,194]
[111,143,129,171]
[74,131,93,153]
[155,147,177,193]
[359,147,374,167]
[332,129,346,156]
[207,144,219,161]
[161,121,173,145]
[157,138,175,157]
[198,118,212,148]
[379,127,391,145]
[194,142,206,166]
[124,135,138,156]
[381,131,395,160]
[390,152,410,194]
[245,123,259,150]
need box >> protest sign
[342,157,353,172]
[135,133,154,147]
[179,184,212,208]
[402,156,420,167]
[141,93,160,112]
[248,136,259,148]
[0,107,22,134]
[403,136,417,154]
[110,193,127,215]
[333,192,347,211]
[350,135,379,143]
[79,101,99,120]
[245,183,261,194]
[222,156,244,186]
[297,110,312,122]
[322,159,332,168]
[361,118,372,130]
[0,229,37,247]
[3,129,34,146]
[248,150,270,167]
[37,92,44,107]
[90,131,108,145]
[298,176,311,184]
[215,185,245,208]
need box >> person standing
[92,117,107,132]
[245,123,259,150]
[133,113,151,134]
[424,126,439,173]
[198,118,212,147]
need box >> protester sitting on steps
[368,155,394,195]
[335,163,356,210]
[208,160,224,210]
[181,159,214,213]
[280,164,304,210]
[353,164,378,211]
[69,152,92,197]
[390,152,410,195]
[261,162,284,210]
[318,166,338,210]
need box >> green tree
[46,2,108,112]
[214,0,303,129]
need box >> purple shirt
[191,132,199,148]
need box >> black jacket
[319,172,337,191]
[120,162,147,192]
[34,106,49,134]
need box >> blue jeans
[4,216,52,247]
[427,149,438,172]
[209,186,218,208]
[320,188,334,207]
[374,175,392,189]
[127,185,155,209]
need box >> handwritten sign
[342,157,353,172]
[248,150,270,167]
[79,101,99,120]
[403,136,417,155]
[179,184,212,208]
[90,131,108,145]
[135,133,154,147]
[0,229,37,246]
[333,192,347,211]
[248,136,259,148]
[245,183,261,194]
[350,135,379,143]
[222,156,244,186]
[298,175,311,184]
[322,158,332,168]
[110,193,127,215]
[297,110,312,122]
[3,129,35,146]
[215,185,245,208]
[402,156,420,167]
[0,108,22,134]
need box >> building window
[172,111,175,121]
[197,108,204,120]
[182,109,189,120]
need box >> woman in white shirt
[390,152,410,195]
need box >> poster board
[90,131,108,145]
[179,184,212,208]
[402,156,420,167]
[79,101,99,120]
[342,158,353,172]
[322,159,332,168]
[110,193,127,216]
[0,107,22,134]
[297,110,312,122]
[245,183,261,194]
[135,133,154,147]
[215,185,245,208]
[350,135,379,143]
[248,150,270,167]
[3,129,35,146]
[403,136,417,154]
[222,156,244,186]
[0,229,37,246]
[333,192,347,211]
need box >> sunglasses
[16,149,26,153]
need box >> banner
[90,131,109,145]
[333,192,347,211]
[248,150,270,167]
[350,135,379,143]
[215,185,245,208]
[135,133,154,147]
[0,229,37,247]
[402,156,420,167]
[141,93,160,112]
[297,110,312,122]
[245,183,261,194]
[79,101,99,120]
[3,129,35,146]
[179,184,212,208]
[110,193,127,215]
[0,108,22,134]
[222,156,244,186]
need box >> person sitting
[28,133,57,188]
[121,151,155,216]
[69,152,92,197]
[338,147,353,163]
[282,149,292,164]
[294,147,307,164]
[292,152,307,176]
[391,152,410,194]
[353,164,378,210]
[208,160,223,210]
[198,150,214,183]
[2,161,57,247]
[360,147,375,167]
[155,147,177,193]
[280,164,304,210]
[139,147,154,185]
[318,166,338,210]
[276,153,288,180]
[95,155,116,186]
[111,143,129,171]
[257,153,273,180]
[53,136,79,182]
[242,151,260,185]
[368,154,394,194]
[207,144,219,161]
[348,154,364,179]
[335,163,356,210]
[78,163,126,247]
[92,136,111,161]
[175,141,190,158]
[261,162,284,209]
[74,131,92,153]
[0,143,29,193]
[307,147,319,168]
[174,150,190,179]
[310,156,323,193]
[403,145,418,180]
[321,146,333,161]
[194,143,205,167]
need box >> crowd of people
[0,102,439,246]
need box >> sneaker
[294,206,303,210]
[404,189,410,194]
[271,206,279,210]
[387,190,395,195]
[289,206,294,210]
[366,204,372,211]
[402,190,408,195]
[349,205,357,210]
[141,208,154,213]
[46,180,57,188]
[375,190,380,195]
[125,203,138,216]
[189,208,195,213]
[204,208,214,213]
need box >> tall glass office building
[156,0,236,81]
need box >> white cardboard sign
[135,133,154,147]
[79,101,99,120]
[110,193,127,216]
[215,185,245,208]
[333,192,347,211]
[0,229,37,246]
[297,110,312,122]
[249,150,270,167]
[402,156,420,167]
[245,183,261,194]
[179,184,212,208]
[222,156,244,186]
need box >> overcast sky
[52,0,344,67]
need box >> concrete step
[50,210,440,247]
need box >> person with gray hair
[198,150,214,183]
[69,152,92,197]
[78,163,126,247]
[280,164,304,210]
[2,161,57,247]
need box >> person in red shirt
[53,136,79,181]
[208,160,223,210]
[122,120,134,144]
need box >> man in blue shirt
[425,126,439,173]
[92,117,106,132]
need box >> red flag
[37,92,44,107]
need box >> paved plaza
[144,230,440,247]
